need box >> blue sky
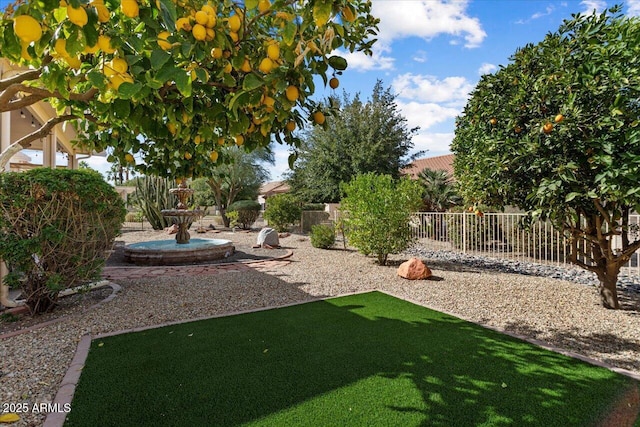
[5,0,640,182]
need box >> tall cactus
[134,176,177,230]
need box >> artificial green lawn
[65,291,638,426]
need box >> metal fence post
[462,213,467,254]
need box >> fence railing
[410,212,640,277]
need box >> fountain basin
[123,238,235,266]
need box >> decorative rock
[397,258,432,280]
[256,227,280,248]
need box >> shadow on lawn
[66,283,639,427]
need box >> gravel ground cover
[1,229,640,426]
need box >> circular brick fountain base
[123,238,235,266]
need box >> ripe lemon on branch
[13,15,42,43]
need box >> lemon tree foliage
[451,6,640,309]
[0,0,379,178]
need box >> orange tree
[0,0,378,177]
[452,6,640,309]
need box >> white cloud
[412,50,428,63]
[392,73,474,106]
[410,132,454,157]
[628,0,640,16]
[372,0,486,49]
[397,101,460,131]
[478,63,497,75]
[339,46,395,72]
[580,0,606,14]
[531,5,555,19]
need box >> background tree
[0,0,379,178]
[287,80,420,203]
[419,168,460,212]
[203,145,272,227]
[451,6,640,309]
[340,173,422,265]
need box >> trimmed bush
[310,224,335,249]
[263,194,301,232]
[227,200,261,229]
[340,173,423,265]
[0,168,126,313]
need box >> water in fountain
[123,181,235,265]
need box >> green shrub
[310,224,335,249]
[227,200,261,229]
[340,173,422,265]
[125,211,144,222]
[263,194,301,232]
[0,168,126,313]
[225,210,239,228]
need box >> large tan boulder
[397,258,432,280]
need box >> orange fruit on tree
[13,15,43,44]
[489,118,497,126]
[313,111,325,125]
[285,120,296,132]
[125,153,135,163]
[234,135,244,146]
[67,5,88,26]
[209,151,219,162]
[329,77,339,89]
[54,38,69,58]
[285,85,299,102]
[229,31,239,42]
[542,122,553,134]
[217,137,225,145]
[554,114,564,123]
[184,152,192,160]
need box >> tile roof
[259,180,290,196]
[402,154,456,180]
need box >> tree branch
[1,84,98,113]
[0,68,42,92]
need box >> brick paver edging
[0,282,121,340]
[100,250,294,280]
[46,289,640,427]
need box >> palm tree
[418,168,460,212]
[418,168,461,240]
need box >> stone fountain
[123,181,235,265]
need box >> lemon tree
[452,6,640,309]
[0,0,379,178]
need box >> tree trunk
[595,262,622,309]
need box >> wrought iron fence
[410,212,640,277]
